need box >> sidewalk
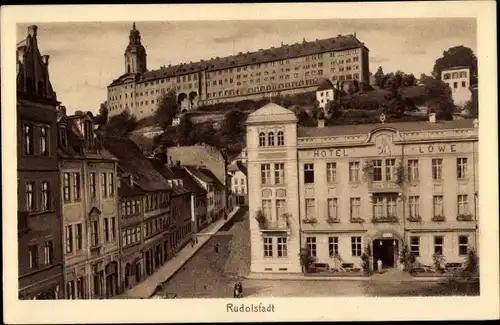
[119,206,241,298]
[245,272,448,282]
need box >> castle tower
[124,22,147,74]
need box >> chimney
[429,112,436,123]
[28,25,38,38]
[473,118,479,128]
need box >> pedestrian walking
[377,259,383,273]
[215,243,219,253]
[191,239,194,248]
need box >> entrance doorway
[373,239,399,270]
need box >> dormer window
[268,132,275,146]
[277,131,284,146]
[259,132,266,147]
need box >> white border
[2,2,498,323]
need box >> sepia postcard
[1,1,499,323]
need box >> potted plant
[431,215,446,222]
[395,162,406,185]
[407,215,422,222]
[372,215,399,223]
[362,161,374,182]
[326,216,340,224]
[350,217,365,224]
[255,209,267,229]
[302,218,318,224]
[432,253,446,273]
[456,214,473,222]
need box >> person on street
[377,259,383,273]
[215,243,219,253]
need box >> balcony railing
[371,215,399,224]
[368,180,401,193]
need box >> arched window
[277,131,284,146]
[268,132,275,146]
[259,132,266,147]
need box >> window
[349,161,360,182]
[458,235,469,256]
[306,237,317,256]
[457,158,468,179]
[385,159,396,181]
[76,224,83,250]
[67,280,75,300]
[410,236,420,256]
[373,160,383,181]
[73,173,81,201]
[275,199,286,218]
[304,163,315,184]
[261,164,271,184]
[29,245,38,269]
[277,131,284,146]
[432,159,443,180]
[267,132,275,146]
[274,163,285,184]
[387,196,397,217]
[263,237,273,257]
[326,162,337,183]
[43,240,53,265]
[327,198,338,219]
[38,181,50,211]
[350,198,361,219]
[75,277,85,299]
[351,236,362,256]
[89,172,96,198]
[63,173,71,202]
[104,218,110,242]
[259,132,266,147]
[433,196,444,217]
[101,173,107,197]
[453,82,458,89]
[65,225,73,253]
[108,173,114,197]
[372,196,384,218]
[262,199,272,219]
[305,198,315,219]
[277,237,288,257]
[407,159,419,181]
[434,236,444,255]
[457,195,469,215]
[40,126,49,156]
[26,182,35,211]
[24,124,34,155]
[111,217,116,240]
[91,220,99,246]
[328,237,339,256]
[408,196,420,217]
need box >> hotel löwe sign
[309,144,459,159]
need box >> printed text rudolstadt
[226,303,275,313]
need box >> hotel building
[107,24,370,120]
[246,103,479,274]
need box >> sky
[17,18,477,115]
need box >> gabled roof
[185,165,215,184]
[170,166,207,195]
[228,161,248,177]
[199,168,225,188]
[317,78,335,91]
[101,136,170,192]
[246,103,297,125]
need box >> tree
[421,76,455,120]
[219,109,247,146]
[155,89,178,129]
[175,115,198,146]
[432,45,478,85]
[94,101,109,126]
[101,110,138,137]
[402,73,417,87]
[374,66,385,87]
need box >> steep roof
[185,165,215,184]
[109,34,366,87]
[228,161,248,177]
[148,159,191,196]
[101,136,170,192]
[170,166,207,195]
[317,78,335,91]
[297,119,477,138]
[246,102,297,125]
[199,168,225,188]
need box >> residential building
[316,78,336,110]
[149,159,194,251]
[170,165,208,233]
[58,109,120,299]
[229,161,248,205]
[107,24,370,119]
[101,137,172,291]
[441,66,472,107]
[17,25,65,299]
[246,103,478,274]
